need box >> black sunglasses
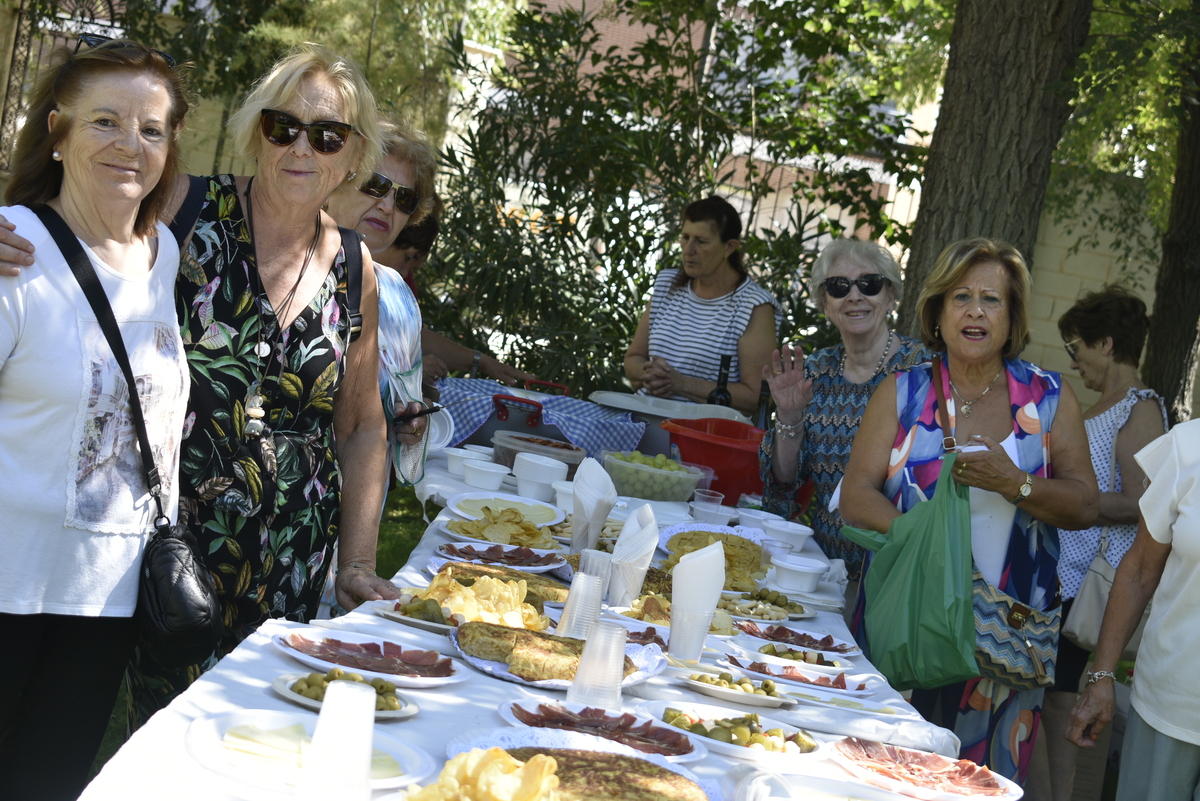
[260,109,355,155]
[75,33,176,69]
[822,274,886,299]
[358,172,420,216]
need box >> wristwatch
[1010,472,1033,504]
[468,350,482,379]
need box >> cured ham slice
[509,703,694,756]
[283,634,455,677]
[439,543,560,567]
[733,621,857,653]
[726,656,868,691]
[834,737,1008,797]
[626,627,667,649]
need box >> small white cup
[553,480,574,510]
[513,452,570,482]
[463,460,510,490]
[668,608,716,662]
[556,573,603,639]
[737,508,785,533]
[566,621,627,709]
[444,447,489,477]
[516,476,556,503]
[761,519,814,552]
[771,553,827,593]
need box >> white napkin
[608,503,659,607]
[570,458,618,554]
[671,541,725,614]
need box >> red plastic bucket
[659,418,766,501]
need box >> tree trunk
[1142,61,1200,425]
[897,0,1093,335]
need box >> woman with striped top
[624,196,781,416]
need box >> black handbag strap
[33,205,170,528]
[339,225,363,342]
[168,174,207,245]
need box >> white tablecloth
[80,505,958,800]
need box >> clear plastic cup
[295,679,375,801]
[578,549,613,602]
[761,538,794,567]
[607,561,650,608]
[668,607,716,662]
[555,573,603,639]
[691,489,726,524]
[566,621,627,709]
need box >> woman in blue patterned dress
[759,239,926,579]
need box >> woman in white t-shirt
[0,39,190,799]
[1068,420,1200,800]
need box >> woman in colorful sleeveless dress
[841,238,1098,783]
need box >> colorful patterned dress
[758,338,927,577]
[882,356,1062,783]
[128,175,357,726]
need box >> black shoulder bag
[33,205,223,668]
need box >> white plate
[589,390,749,424]
[426,406,456,451]
[437,520,564,553]
[634,700,832,773]
[445,491,565,527]
[602,607,737,640]
[373,606,456,636]
[499,699,707,763]
[715,656,876,697]
[271,628,468,688]
[449,629,666,690]
[658,522,771,555]
[270,673,420,720]
[434,542,566,572]
[445,726,721,801]
[184,709,436,793]
[730,620,861,655]
[782,686,904,717]
[726,636,854,674]
[673,676,799,709]
[719,592,818,621]
[829,738,1023,799]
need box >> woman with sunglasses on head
[624,195,781,416]
[0,39,189,798]
[759,240,926,586]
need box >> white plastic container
[552,480,574,510]
[762,519,814,552]
[463,460,510,490]
[771,553,827,593]
[512,452,570,483]
[462,444,494,457]
[736,508,784,533]
[444,447,489,477]
[516,476,557,503]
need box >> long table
[81,488,958,800]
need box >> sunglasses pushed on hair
[260,109,355,154]
[822,274,885,299]
[75,33,176,68]
[358,172,419,215]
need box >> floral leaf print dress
[128,175,356,726]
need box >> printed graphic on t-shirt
[66,319,185,534]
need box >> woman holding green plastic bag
[841,238,1098,785]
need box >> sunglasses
[1064,337,1082,361]
[822,274,886,299]
[358,172,420,216]
[260,109,355,154]
[75,33,176,68]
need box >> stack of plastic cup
[668,608,716,663]
[295,679,375,801]
[554,573,603,639]
[691,489,726,524]
[566,621,627,709]
[578,549,613,602]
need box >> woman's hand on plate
[765,344,813,418]
[951,435,1022,494]
[336,564,403,611]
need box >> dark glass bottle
[754,379,772,429]
[707,354,733,406]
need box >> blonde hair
[378,117,438,226]
[227,44,382,175]
[916,237,1032,359]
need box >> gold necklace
[1095,377,1136,407]
[949,367,1003,418]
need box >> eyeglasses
[75,33,176,69]
[259,109,355,155]
[358,172,420,215]
[822,274,886,299]
[1064,337,1082,361]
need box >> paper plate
[270,673,420,720]
[425,406,456,451]
[829,738,1023,800]
[672,675,799,709]
[714,657,877,697]
[727,636,854,675]
[658,522,771,554]
[445,491,565,527]
[448,629,665,690]
[271,627,468,688]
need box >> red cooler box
[660,418,766,501]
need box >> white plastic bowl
[736,508,784,533]
[771,553,827,593]
[762,519,814,552]
[553,480,574,510]
[512,452,570,483]
[516,476,556,503]
[462,460,510,490]
[444,447,489,477]
[462,445,494,457]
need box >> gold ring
[772,369,782,376]
[957,464,965,475]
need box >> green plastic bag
[841,453,978,690]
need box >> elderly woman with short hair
[841,237,1098,783]
[760,239,926,579]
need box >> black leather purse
[34,205,223,668]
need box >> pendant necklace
[949,367,1004,418]
[839,329,894,380]
[241,177,322,440]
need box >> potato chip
[449,507,560,551]
[404,573,549,630]
[402,747,559,801]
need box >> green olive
[731,725,751,745]
[718,672,733,683]
[709,726,734,743]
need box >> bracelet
[468,350,482,379]
[776,420,802,439]
[1086,670,1116,685]
[341,563,377,575]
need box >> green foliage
[424,0,926,397]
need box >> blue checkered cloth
[438,378,644,458]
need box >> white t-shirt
[1131,419,1200,745]
[0,206,188,617]
[968,434,1019,587]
